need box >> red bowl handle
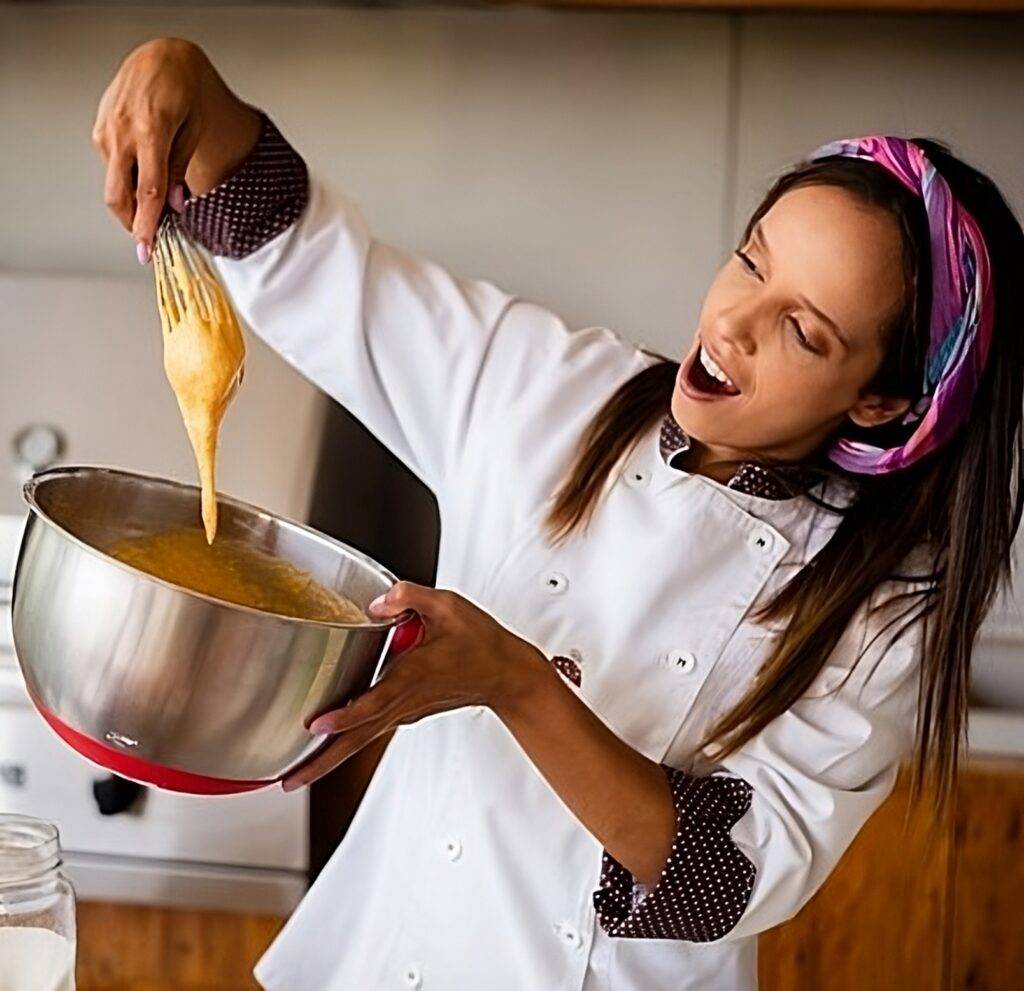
[389,612,423,656]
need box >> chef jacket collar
[659,413,822,502]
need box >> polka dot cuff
[179,113,309,259]
[551,654,583,687]
[594,769,755,942]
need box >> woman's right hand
[92,38,262,260]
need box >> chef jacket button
[623,465,651,489]
[540,571,569,595]
[748,529,774,554]
[402,965,422,988]
[667,649,697,674]
[443,837,463,861]
[553,922,583,950]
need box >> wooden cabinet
[74,761,1024,990]
[760,759,1024,991]
[498,1,1024,13]
[949,762,1024,989]
[758,770,952,989]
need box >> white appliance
[0,271,327,913]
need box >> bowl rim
[21,464,408,632]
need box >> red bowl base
[31,695,272,795]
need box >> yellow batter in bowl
[110,528,367,624]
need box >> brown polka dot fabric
[551,654,583,686]
[660,412,819,500]
[179,113,308,259]
[594,770,755,941]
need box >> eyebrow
[751,222,851,352]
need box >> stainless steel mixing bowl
[12,466,412,793]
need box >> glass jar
[0,814,77,990]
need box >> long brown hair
[547,142,1024,809]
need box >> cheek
[755,355,858,425]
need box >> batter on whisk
[153,219,245,543]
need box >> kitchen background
[2,1,1023,988]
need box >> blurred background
[2,2,1023,988]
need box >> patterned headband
[806,136,994,474]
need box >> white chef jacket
[211,178,928,991]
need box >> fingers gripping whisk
[155,219,224,333]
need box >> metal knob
[12,424,66,483]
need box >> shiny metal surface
[12,466,403,782]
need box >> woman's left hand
[281,582,548,791]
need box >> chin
[671,389,761,457]
[670,389,711,441]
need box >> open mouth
[681,343,742,399]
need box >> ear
[846,392,912,430]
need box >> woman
[93,38,1023,991]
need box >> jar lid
[0,814,61,886]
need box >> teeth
[699,346,736,389]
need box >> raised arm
[95,38,518,494]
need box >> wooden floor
[75,761,1024,990]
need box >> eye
[788,317,820,354]
[735,249,759,276]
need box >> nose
[711,303,758,356]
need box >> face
[672,184,912,473]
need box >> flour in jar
[0,927,76,991]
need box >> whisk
[152,217,246,544]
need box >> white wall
[731,13,1024,243]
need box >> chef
[92,37,1023,991]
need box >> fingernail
[368,593,387,614]
[136,241,151,265]
[281,778,299,793]
[309,718,333,736]
[168,183,186,213]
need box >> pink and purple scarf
[807,136,994,475]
